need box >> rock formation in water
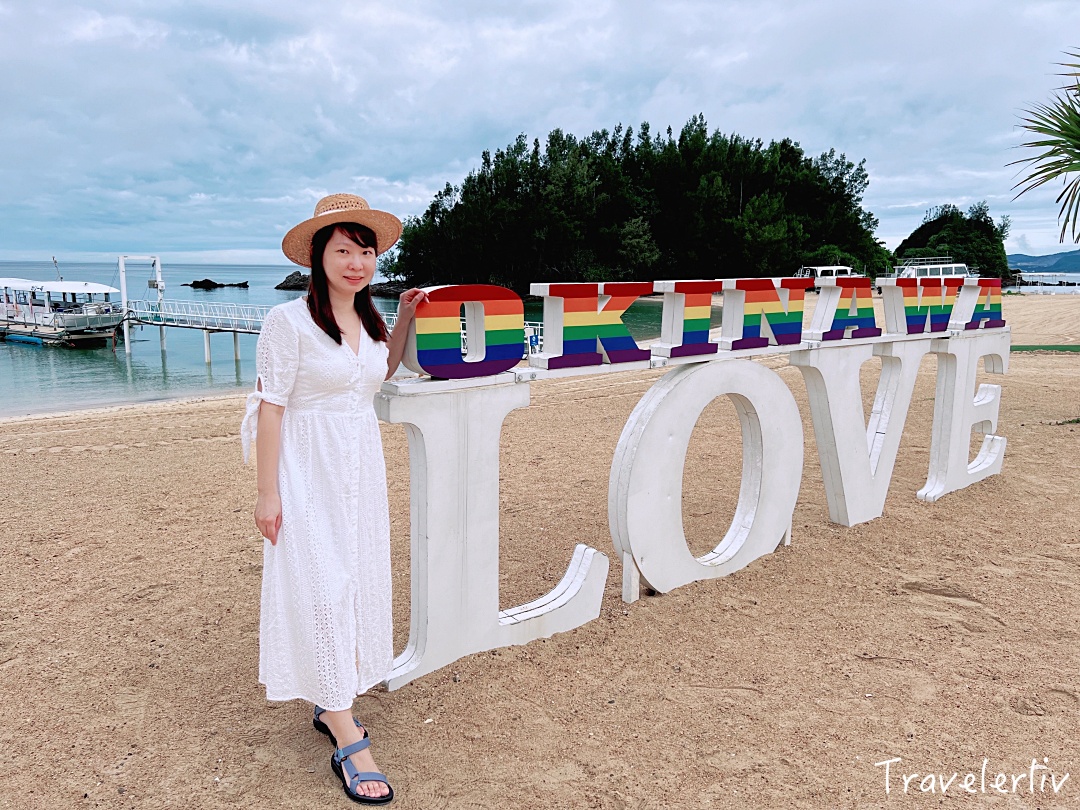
[273,275,418,296]
[183,279,249,289]
[275,271,309,290]
[369,281,412,297]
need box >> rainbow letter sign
[367,275,1009,688]
[404,284,525,379]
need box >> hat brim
[281,208,403,267]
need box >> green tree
[1013,51,1080,242]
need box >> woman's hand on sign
[385,288,429,380]
[397,288,427,323]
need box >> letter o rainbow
[404,284,525,379]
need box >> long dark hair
[307,222,389,344]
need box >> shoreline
[0,390,248,425]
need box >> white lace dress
[241,296,393,710]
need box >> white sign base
[919,329,1011,502]
[374,381,609,689]
[790,338,933,526]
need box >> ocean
[0,259,671,418]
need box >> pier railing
[125,299,546,355]
[126,299,271,333]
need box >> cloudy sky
[1,0,1077,264]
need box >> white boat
[874,257,979,293]
[878,256,979,281]
[0,277,125,347]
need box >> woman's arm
[385,288,428,380]
[254,400,286,545]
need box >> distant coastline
[1008,248,1080,273]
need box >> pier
[124,298,275,362]
[120,254,285,362]
[1013,271,1080,292]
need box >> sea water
[0,260,311,417]
[0,260,672,418]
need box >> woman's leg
[319,708,391,800]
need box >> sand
[1,294,1079,809]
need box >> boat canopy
[0,277,120,295]
[37,280,121,295]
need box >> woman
[241,193,426,804]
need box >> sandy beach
[1,294,1079,809]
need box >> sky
[1,0,1078,265]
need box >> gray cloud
[1,0,1077,263]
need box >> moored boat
[874,256,979,294]
[877,256,979,282]
[0,278,125,347]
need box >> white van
[793,265,864,291]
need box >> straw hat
[281,193,403,267]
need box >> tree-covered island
[380,115,894,294]
[894,202,1011,278]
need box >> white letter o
[609,360,803,593]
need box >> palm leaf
[1011,51,1080,242]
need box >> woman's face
[322,227,377,299]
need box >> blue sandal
[313,705,368,747]
[330,737,394,805]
